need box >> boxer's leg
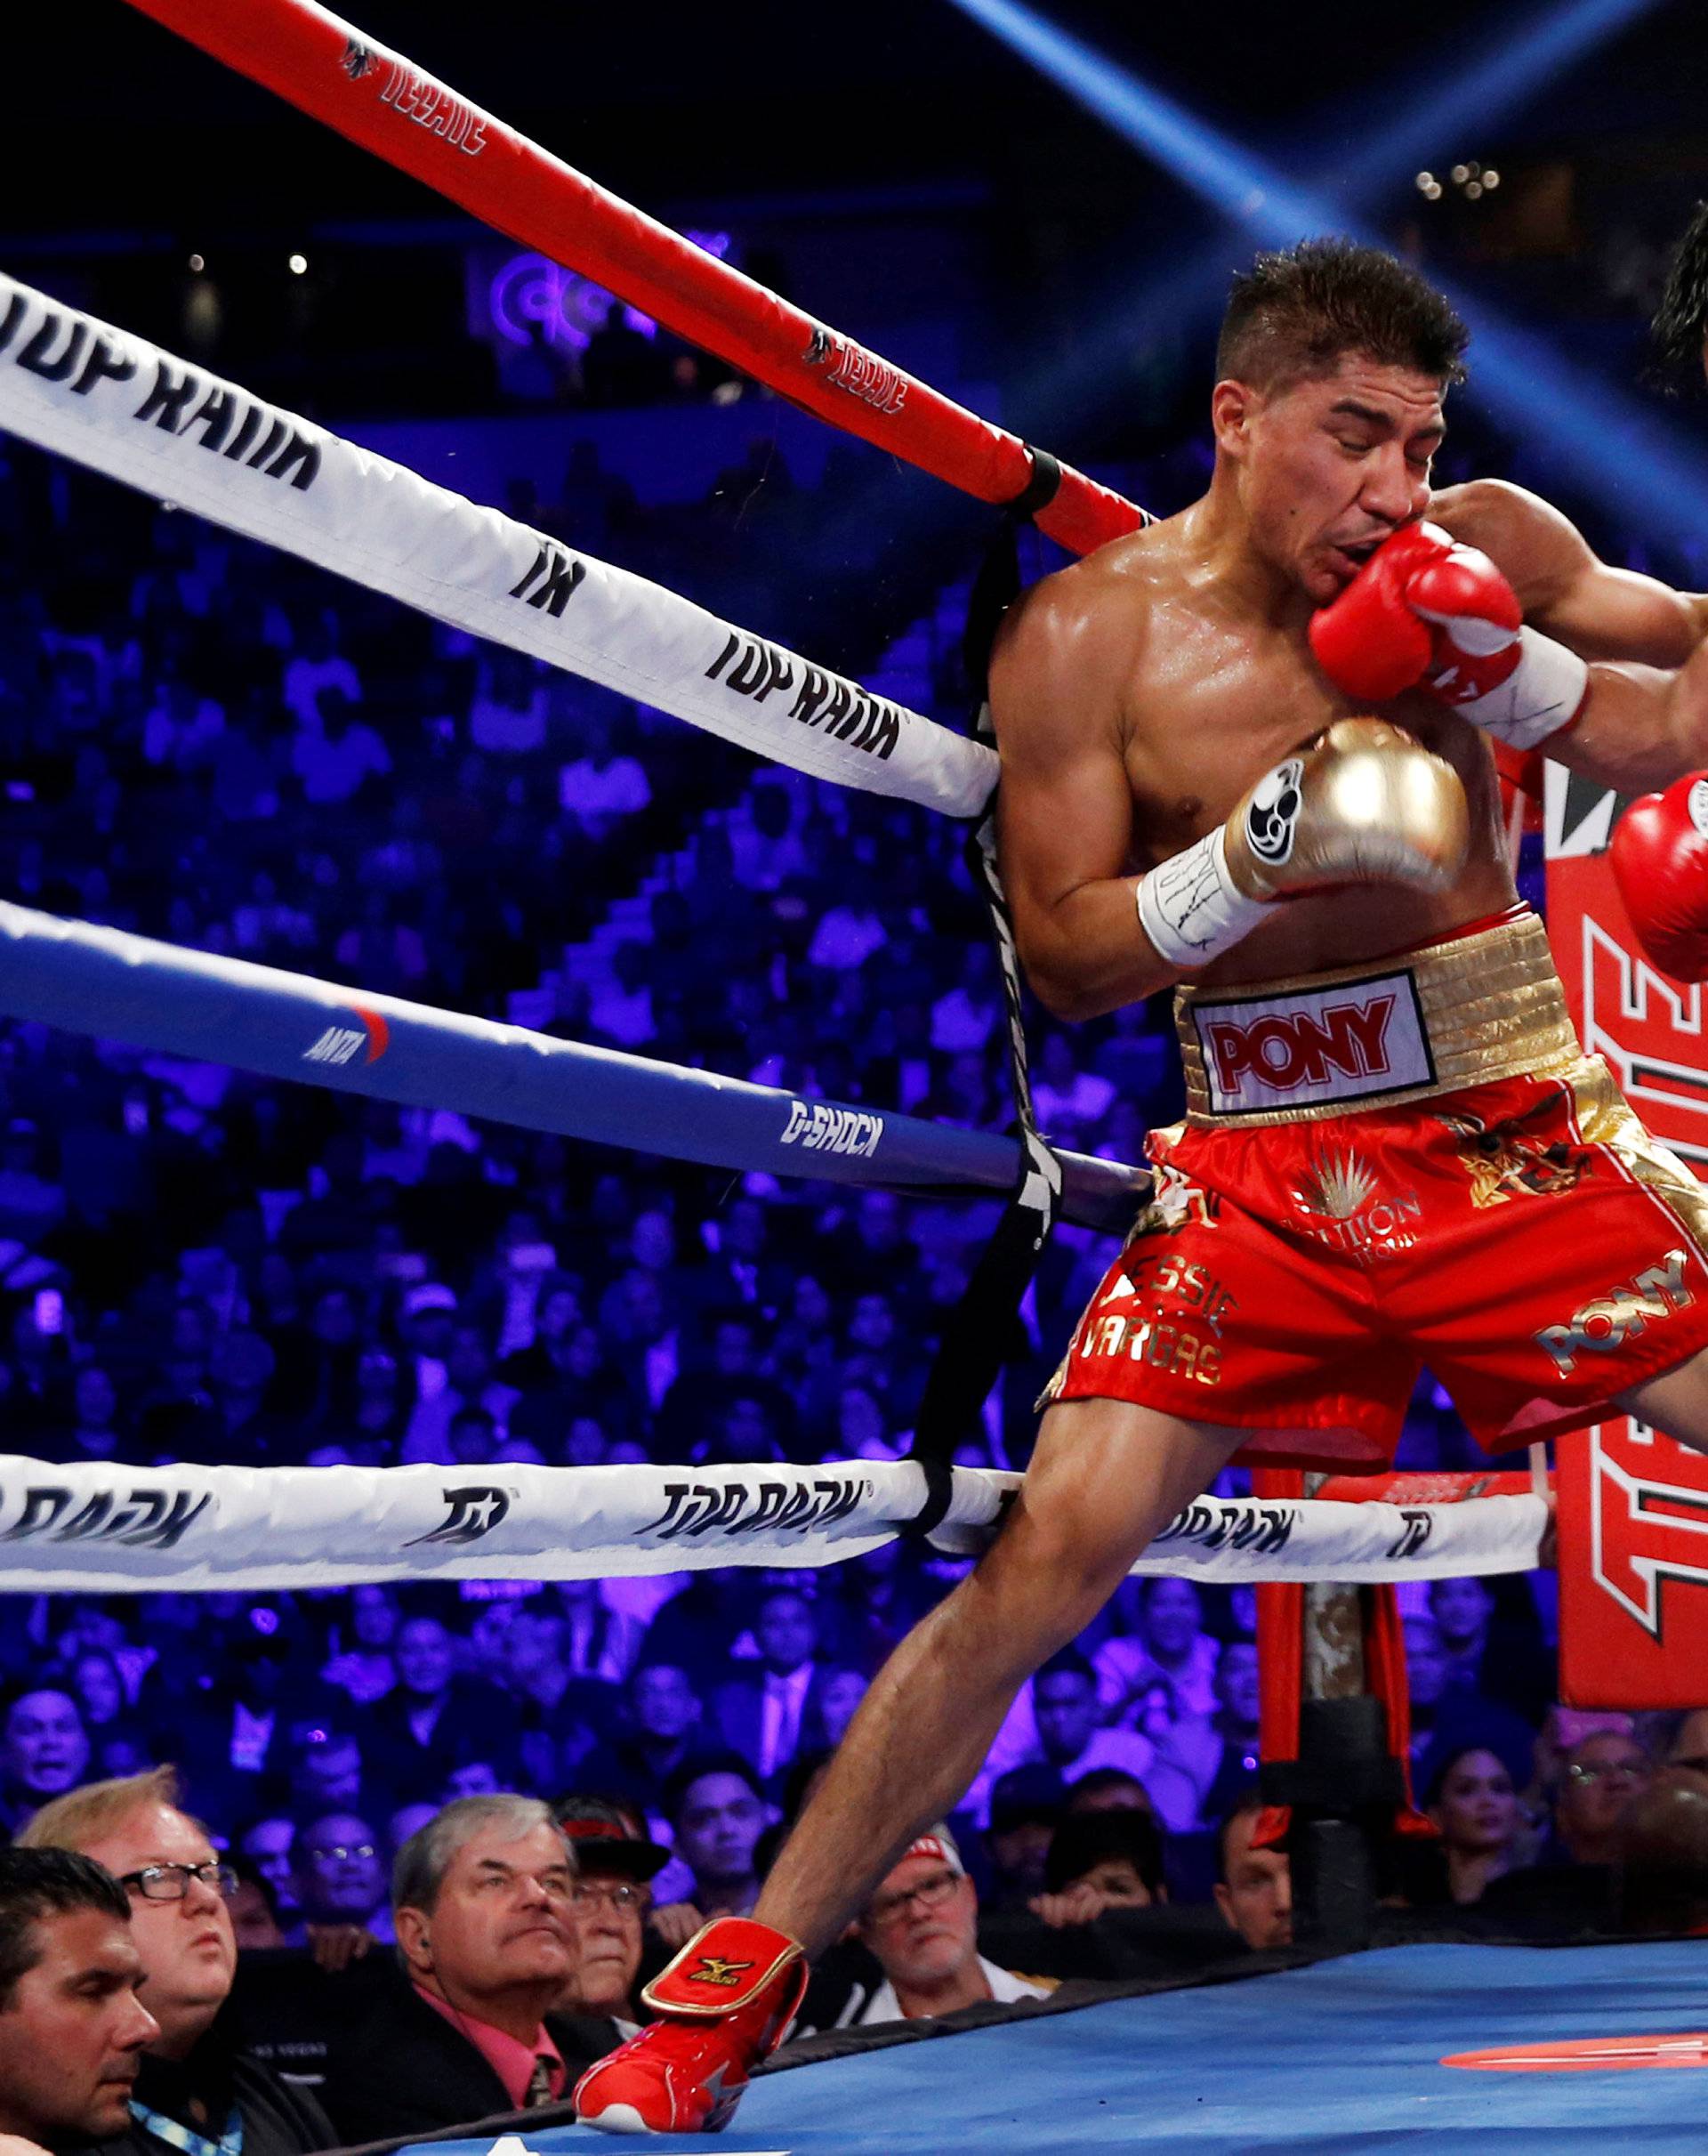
[753,1394,1245,1958]
[1617,1345,1708,1454]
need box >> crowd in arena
[0,415,1705,2149]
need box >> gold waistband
[1175,909,1581,1126]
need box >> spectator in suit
[1427,1576,1554,1730]
[0,1848,155,2151]
[983,1765,1067,1913]
[713,1590,830,1792]
[288,1812,393,1946]
[371,1617,517,1799]
[1094,1579,1220,1726]
[582,1662,703,1805]
[663,1757,769,1921]
[1035,1651,1156,1787]
[18,1769,334,2156]
[167,1626,318,1830]
[1214,1795,1293,1950]
[318,1797,599,2144]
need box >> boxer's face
[1217,353,1446,603]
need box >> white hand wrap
[1446,626,1589,752]
[1136,827,1269,970]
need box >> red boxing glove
[1610,773,1708,981]
[1307,521,1443,701]
[1309,521,1588,752]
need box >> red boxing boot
[573,1916,806,2135]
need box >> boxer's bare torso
[1036,505,1511,985]
[991,459,1705,1013]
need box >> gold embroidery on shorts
[1437,1110,1590,1208]
[1567,1061,1708,1251]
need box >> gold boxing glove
[1137,718,1469,969]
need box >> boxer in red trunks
[576,238,1708,2133]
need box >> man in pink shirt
[319,1796,600,2141]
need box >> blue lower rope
[0,901,1143,1231]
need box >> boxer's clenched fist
[1138,718,1468,969]
[1611,772,1708,981]
[1309,521,1589,752]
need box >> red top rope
[125,0,1148,560]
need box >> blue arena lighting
[1328,0,1665,208]
[945,0,1708,539]
[943,0,1323,244]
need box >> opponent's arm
[1309,515,1708,790]
[1431,480,1703,666]
[991,579,1468,1021]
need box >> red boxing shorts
[1043,908,1708,1472]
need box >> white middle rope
[0,271,998,817]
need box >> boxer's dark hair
[1651,202,1708,387]
[1218,238,1468,391]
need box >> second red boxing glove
[1610,773,1708,981]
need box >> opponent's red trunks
[1043,907,1708,1472]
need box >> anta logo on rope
[1535,1248,1696,1376]
[780,1100,882,1159]
[0,290,321,491]
[302,1008,391,1068]
[802,326,907,416]
[1195,972,1432,1114]
[1589,1421,1708,1639]
[406,1486,511,1546]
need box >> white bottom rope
[0,1456,1546,1593]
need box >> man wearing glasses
[18,1767,334,2156]
[552,1797,673,2040]
[1551,1732,1655,1870]
[842,1829,1051,2030]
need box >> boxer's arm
[988,577,1176,1021]
[1430,479,1703,666]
